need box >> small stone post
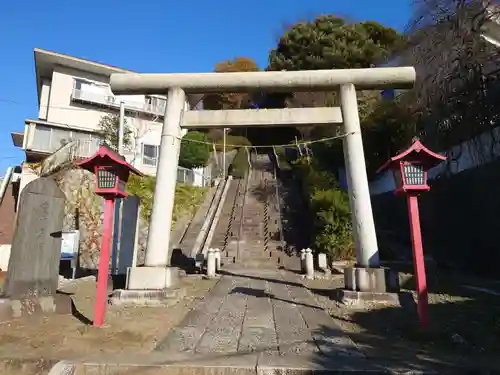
[300,249,306,273]
[206,248,216,278]
[214,248,221,272]
[305,248,314,280]
[318,253,331,277]
[318,253,328,272]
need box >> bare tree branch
[401,0,500,167]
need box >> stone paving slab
[155,268,363,360]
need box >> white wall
[19,163,39,195]
[127,117,162,176]
[39,79,51,120]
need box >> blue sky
[0,0,412,177]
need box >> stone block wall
[52,168,104,270]
[51,167,153,270]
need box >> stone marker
[1,178,70,320]
[305,248,314,280]
[115,196,140,275]
[318,253,328,271]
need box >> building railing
[40,139,216,188]
[38,134,236,189]
[71,88,166,116]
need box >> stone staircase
[209,153,299,270]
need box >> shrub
[228,147,250,179]
[292,157,337,195]
[127,175,207,225]
[179,131,211,169]
[310,188,355,261]
[292,157,355,261]
[275,146,292,171]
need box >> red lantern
[77,144,143,326]
[377,139,446,328]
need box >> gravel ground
[305,270,500,370]
[0,275,218,362]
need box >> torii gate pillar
[110,67,416,294]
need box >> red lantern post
[377,139,446,328]
[77,145,143,327]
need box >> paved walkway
[155,268,363,363]
[69,269,441,373]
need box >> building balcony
[71,88,166,117]
[16,119,102,158]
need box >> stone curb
[48,360,76,375]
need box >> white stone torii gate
[110,67,416,292]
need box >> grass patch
[172,183,207,223]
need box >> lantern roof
[377,139,447,174]
[76,144,143,176]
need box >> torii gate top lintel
[110,67,416,96]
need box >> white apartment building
[11,48,203,192]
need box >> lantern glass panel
[403,163,425,185]
[97,169,117,189]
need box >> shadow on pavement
[308,265,500,373]
[230,286,322,310]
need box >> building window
[142,144,159,166]
[74,79,86,91]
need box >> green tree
[269,16,403,72]
[179,131,211,169]
[266,15,406,172]
[97,114,132,149]
[267,15,403,114]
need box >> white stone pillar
[305,248,314,280]
[144,87,186,267]
[300,249,306,273]
[214,248,221,272]
[206,248,216,278]
[340,83,380,268]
